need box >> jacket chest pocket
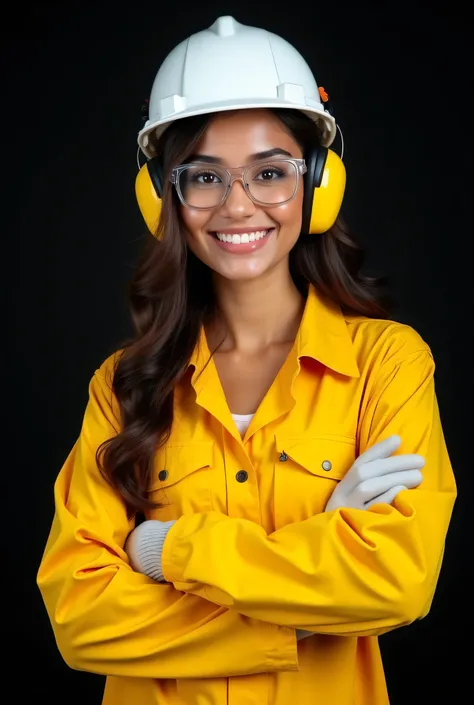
[274,434,356,528]
[147,442,215,522]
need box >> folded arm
[160,346,456,637]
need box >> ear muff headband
[135,148,346,238]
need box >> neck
[208,263,305,354]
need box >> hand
[324,435,424,513]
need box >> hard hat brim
[138,99,336,158]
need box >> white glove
[324,435,424,513]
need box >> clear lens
[179,165,228,208]
[246,161,298,205]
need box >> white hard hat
[138,16,337,158]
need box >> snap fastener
[279,452,288,462]
[158,469,168,481]
[322,460,332,471]
[235,470,248,483]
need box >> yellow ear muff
[135,162,163,237]
[309,149,346,234]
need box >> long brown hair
[97,109,391,516]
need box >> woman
[37,16,456,705]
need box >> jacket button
[235,470,248,483]
[158,469,168,481]
[322,460,332,471]
[279,452,288,462]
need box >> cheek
[180,208,216,265]
[269,189,304,243]
[180,208,211,253]
[180,207,209,238]
[285,187,304,226]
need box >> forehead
[194,109,302,163]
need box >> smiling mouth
[211,228,273,244]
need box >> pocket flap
[275,434,355,481]
[150,441,214,490]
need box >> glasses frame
[170,157,307,210]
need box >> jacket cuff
[126,520,176,582]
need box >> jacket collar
[296,284,360,378]
[189,284,360,386]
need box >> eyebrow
[187,148,293,164]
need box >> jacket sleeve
[161,343,457,637]
[36,365,297,679]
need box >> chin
[212,261,274,282]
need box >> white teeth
[215,229,270,244]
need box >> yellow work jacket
[37,285,456,705]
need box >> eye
[254,166,285,181]
[191,170,223,185]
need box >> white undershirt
[231,413,254,437]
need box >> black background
[5,1,472,703]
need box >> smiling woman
[37,14,456,705]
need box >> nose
[219,178,256,218]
